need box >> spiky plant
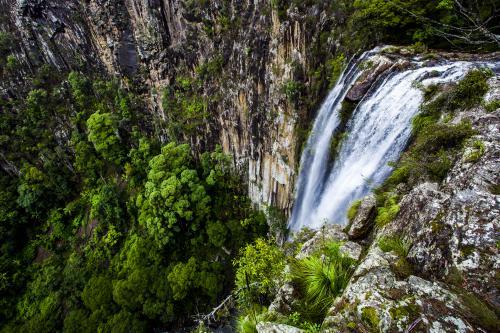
[291,241,357,321]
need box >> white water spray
[289,53,495,232]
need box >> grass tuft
[378,236,411,258]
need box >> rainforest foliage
[0,68,267,332]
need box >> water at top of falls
[288,54,497,232]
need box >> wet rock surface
[345,55,393,102]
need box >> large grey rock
[384,105,500,310]
[323,247,482,332]
[347,194,376,239]
[256,322,304,333]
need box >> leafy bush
[234,238,286,307]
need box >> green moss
[346,321,357,329]
[329,132,347,161]
[422,84,440,101]
[483,99,500,113]
[464,140,485,163]
[327,54,346,87]
[460,245,475,257]
[445,266,464,287]
[328,101,357,163]
[459,291,499,331]
[339,100,357,125]
[393,257,413,279]
[361,306,380,330]
[389,303,420,321]
[378,236,411,258]
[489,184,500,195]
[347,200,362,221]
[374,194,400,227]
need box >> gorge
[0,1,498,332]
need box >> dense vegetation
[0,68,268,331]
[232,233,357,333]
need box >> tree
[87,112,123,164]
[352,0,499,48]
[137,143,210,248]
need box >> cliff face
[1,0,349,213]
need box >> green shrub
[450,69,491,110]
[233,238,286,307]
[5,55,18,72]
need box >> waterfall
[289,53,494,232]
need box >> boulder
[345,55,393,102]
[322,247,484,332]
[268,282,296,314]
[347,194,376,240]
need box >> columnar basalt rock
[1,0,347,213]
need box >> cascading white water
[289,53,495,232]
